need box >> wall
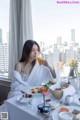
[0,79,11,105]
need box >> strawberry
[40,87,49,95]
[25,93,29,98]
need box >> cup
[65,95,73,105]
[75,79,80,94]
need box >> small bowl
[50,89,63,99]
[59,112,73,120]
[37,103,50,113]
[65,95,73,104]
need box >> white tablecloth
[5,95,51,120]
[5,83,77,120]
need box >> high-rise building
[0,29,2,43]
[0,43,8,76]
[71,29,75,43]
[53,46,59,65]
[57,36,62,45]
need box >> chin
[32,57,36,61]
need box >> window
[0,0,10,78]
[31,0,80,66]
[0,0,80,78]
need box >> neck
[27,58,36,64]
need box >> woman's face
[29,44,39,60]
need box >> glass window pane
[31,0,80,66]
[0,0,10,78]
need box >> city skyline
[0,0,80,45]
[31,0,80,45]
[0,27,79,45]
[0,0,9,43]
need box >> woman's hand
[41,60,56,78]
[41,60,49,67]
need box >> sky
[0,0,80,45]
[0,0,9,42]
[31,0,80,45]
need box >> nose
[35,50,38,54]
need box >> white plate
[41,81,56,86]
[49,83,71,91]
[52,106,80,120]
[50,101,61,110]
[49,83,61,90]
[16,96,33,104]
[59,111,73,120]
[73,94,80,106]
[30,86,42,95]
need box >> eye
[36,48,39,51]
[31,49,39,52]
[31,48,35,52]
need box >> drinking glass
[74,79,80,94]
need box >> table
[5,83,78,120]
[5,95,52,120]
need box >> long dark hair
[19,40,40,63]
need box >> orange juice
[37,57,43,64]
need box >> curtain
[9,0,33,78]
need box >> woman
[8,40,56,98]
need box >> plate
[30,86,42,95]
[50,101,61,110]
[49,83,61,90]
[42,81,56,86]
[52,106,80,120]
[16,96,33,104]
[73,94,80,106]
[59,111,73,120]
[49,83,70,91]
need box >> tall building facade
[57,36,62,45]
[0,29,2,43]
[71,29,75,43]
[0,43,8,76]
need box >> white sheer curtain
[9,0,33,78]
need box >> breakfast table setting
[5,75,80,120]
[5,60,80,120]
